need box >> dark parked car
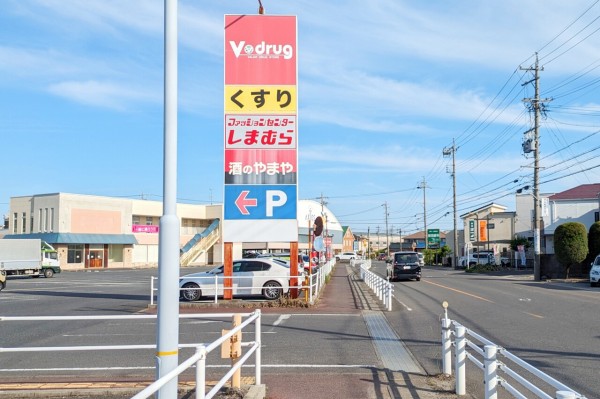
[387,251,421,281]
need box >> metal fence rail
[0,311,262,399]
[440,307,587,399]
[358,261,393,311]
[151,259,336,305]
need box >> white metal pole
[196,345,206,399]
[156,0,180,398]
[150,277,155,306]
[255,309,262,385]
[441,318,452,375]
[455,325,466,396]
[483,345,498,399]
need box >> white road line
[272,314,290,326]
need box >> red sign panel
[225,15,296,85]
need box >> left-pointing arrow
[235,190,257,215]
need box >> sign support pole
[224,242,233,300]
[290,241,298,298]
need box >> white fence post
[255,309,262,385]
[150,277,155,306]
[455,325,466,396]
[195,344,206,399]
[441,318,452,376]
[387,282,394,312]
[484,345,498,399]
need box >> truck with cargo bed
[0,239,60,278]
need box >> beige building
[4,193,343,270]
[460,203,516,255]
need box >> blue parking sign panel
[225,185,297,220]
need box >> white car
[590,255,600,287]
[336,252,357,261]
[179,258,302,301]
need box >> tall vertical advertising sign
[224,15,298,243]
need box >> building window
[38,209,43,232]
[146,216,153,225]
[132,215,140,225]
[13,213,17,233]
[21,212,26,233]
[67,245,84,264]
[50,208,55,232]
[44,208,48,232]
[109,245,124,262]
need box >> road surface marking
[424,280,494,303]
[522,311,544,319]
[273,314,290,326]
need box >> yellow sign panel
[225,85,297,112]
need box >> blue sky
[2,1,600,236]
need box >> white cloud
[47,80,159,110]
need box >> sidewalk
[260,261,462,399]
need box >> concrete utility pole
[443,140,458,268]
[521,53,551,281]
[417,178,428,249]
[384,202,390,257]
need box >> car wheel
[262,281,282,300]
[44,268,54,278]
[0,281,5,291]
[416,276,421,281]
[591,282,598,287]
[181,282,202,301]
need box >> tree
[586,222,600,267]
[509,235,531,251]
[554,222,588,278]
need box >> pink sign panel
[225,15,297,85]
[225,114,296,149]
[132,225,159,233]
[224,149,297,184]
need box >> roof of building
[3,233,138,245]
[403,231,447,240]
[549,183,600,201]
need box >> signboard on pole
[223,15,298,243]
[427,229,440,247]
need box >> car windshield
[395,253,418,263]
[208,266,224,274]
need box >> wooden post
[231,314,242,388]
[224,242,233,300]
[290,241,298,298]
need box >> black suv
[387,251,421,281]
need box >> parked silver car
[179,258,302,301]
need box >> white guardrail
[358,260,393,311]
[0,312,262,399]
[150,259,336,305]
[440,306,587,399]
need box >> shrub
[554,222,588,278]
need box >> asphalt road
[369,262,598,399]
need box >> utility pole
[384,202,390,257]
[367,227,371,259]
[521,53,551,281]
[443,140,458,269]
[398,228,402,252]
[417,178,428,249]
